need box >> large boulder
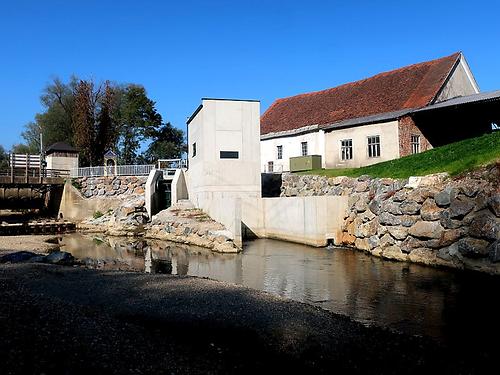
[448,196,475,219]
[488,194,500,217]
[468,210,499,241]
[387,226,409,240]
[435,187,457,207]
[420,199,443,221]
[379,212,401,226]
[0,251,39,263]
[45,251,75,265]
[488,240,500,263]
[381,246,408,261]
[400,201,421,215]
[457,238,490,258]
[408,221,445,239]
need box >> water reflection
[59,233,500,345]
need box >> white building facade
[260,52,480,173]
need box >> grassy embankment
[301,131,500,179]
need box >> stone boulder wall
[79,199,240,254]
[146,202,239,253]
[74,176,146,198]
[281,163,500,274]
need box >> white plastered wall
[324,120,400,169]
[46,154,79,172]
[435,55,480,103]
[260,130,325,172]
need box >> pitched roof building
[260,52,498,173]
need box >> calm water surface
[59,233,500,344]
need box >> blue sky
[1,0,499,150]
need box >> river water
[59,233,500,344]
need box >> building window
[192,142,197,157]
[220,151,239,159]
[341,139,353,160]
[268,161,274,172]
[367,135,381,158]
[277,145,283,160]
[411,134,420,154]
[301,141,308,156]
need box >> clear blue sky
[1,0,499,150]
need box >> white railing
[70,160,188,178]
[157,159,187,176]
[9,153,41,168]
[262,163,284,173]
[71,164,156,178]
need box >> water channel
[59,233,500,346]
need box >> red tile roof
[261,52,460,135]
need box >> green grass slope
[301,131,500,179]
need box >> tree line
[15,76,184,167]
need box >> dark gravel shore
[0,263,490,374]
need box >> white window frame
[411,134,420,154]
[340,139,353,161]
[267,161,274,173]
[301,141,308,156]
[277,145,283,160]
[367,135,381,158]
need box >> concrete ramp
[242,196,348,247]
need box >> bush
[93,210,104,219]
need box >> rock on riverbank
[78,198,239,253]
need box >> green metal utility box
[289,155,322,172]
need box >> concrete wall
[59,181,123,222]
[242,196,348,247]
[186,99,262,247]
[435,56,479,103]
[171,169,188,205]
[145,169,163,218]
[46,154,79,172]
[260,130,325,172]
[324,120,400,169]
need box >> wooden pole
[10,154,14,183]
[25,153,29,183]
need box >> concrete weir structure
[184,98,348,249]
[186,98,262,247]
[242,196,348,247]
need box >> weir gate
[0,167,67,211]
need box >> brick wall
[398,115,432,157]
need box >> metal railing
[262,163,284,173]
[0,168,70,184]
[70,159,188,178]
[71,164,156,178]
[157,159,187,176]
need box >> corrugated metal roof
[413,90,500,113]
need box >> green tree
[117,85,162,164]
[140,122,185,163]
[95,81,118,162]
[0,145,9,170]
[72,80,98,166]
[21,77,78,152]
[10,143,33,154]
[20,76,174,166]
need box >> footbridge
[0,167,68,210]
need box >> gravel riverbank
[0,235,59,256]
[0,263,492,374]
